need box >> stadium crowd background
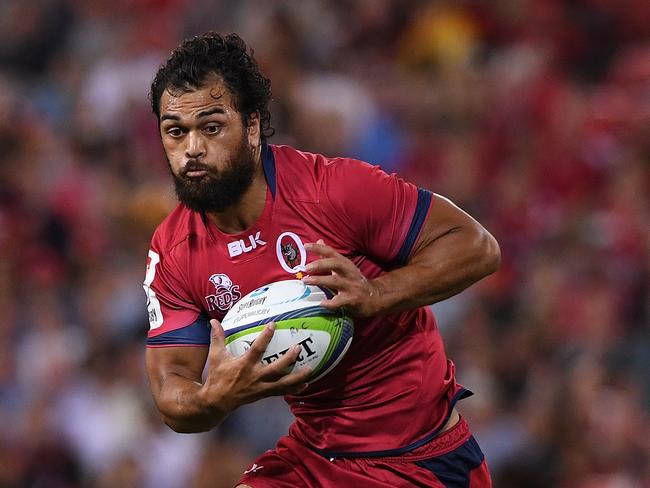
[0,0,648,486]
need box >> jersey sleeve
[320,159,433,266]
[143,236,210,347]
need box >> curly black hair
[150,32,274,140]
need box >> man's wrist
[364,278,388,317]
[196,384,230,419]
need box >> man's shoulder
[271,144,368,170]
[270,144,324,174]
[270,144,373,194]
[151,204,203,254]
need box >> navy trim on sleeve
[146,313,210,346]
[394,188,433,266]
[261,142,276,199]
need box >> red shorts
[237,417,492,487]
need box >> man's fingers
[258,344,302,380]
[262,366,312,396]
[207,319,234,365]
[302,273,342,292]
[304,257,351,276]
[319,294,346,310]
[209,319,225,350]
[245,322,276,362]
[305,241,338,258]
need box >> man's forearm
[370,226,500,316]
[155,372,229,433]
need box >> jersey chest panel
[186,216,344,321]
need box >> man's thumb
[209,319,225,349]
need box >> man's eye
[204,124,221,134]
[166,127,183,137]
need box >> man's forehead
[160,75,236,114]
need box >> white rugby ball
[221,280,354,382]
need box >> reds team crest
[275,231,307,276]
[205,273,241,312]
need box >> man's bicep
[410,194,491,259]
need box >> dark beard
[171,137,256,213]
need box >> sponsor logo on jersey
[205,273,241,312]
[144,250,163,329]
[275,231,307,275]
[243,463,264,474]
[227,231,266,257]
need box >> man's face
[158,75,259,213]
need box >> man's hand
[146,319,311,433]
[302,240,379,318]
[198,319,312,414]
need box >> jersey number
[143,250,163,330]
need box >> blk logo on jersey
[205,273,241,312]
[227,231,266,257]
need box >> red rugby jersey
[144,144,468,455]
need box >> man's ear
[247,111,261,148]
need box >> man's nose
[185,131,206,159]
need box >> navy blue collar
[261,142,276,200]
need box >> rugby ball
[221,280,353,382]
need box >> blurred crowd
[0,0,648,487]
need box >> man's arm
[302,194,500,317]
[146,321,311,433]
